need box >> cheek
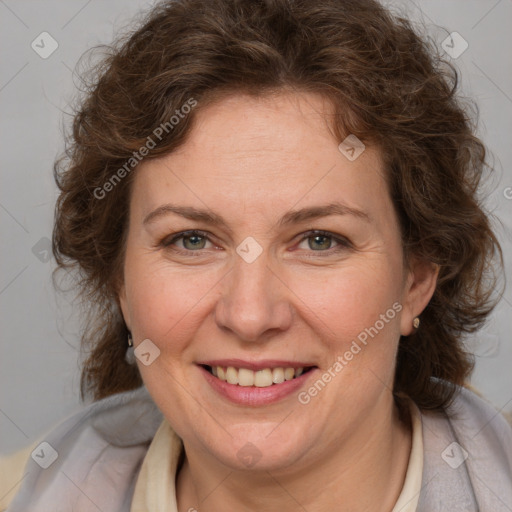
[286,259,403,352]
[125,256,222,352]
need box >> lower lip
[199,366,316,406]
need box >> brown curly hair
[52,0,503,409]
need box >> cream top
[130,401,424,512]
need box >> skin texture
[119,92,438,511]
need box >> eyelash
[160,229,352,256]
[296,230,352,255]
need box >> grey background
[1,0,511,455]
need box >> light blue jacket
[6,384,512,511]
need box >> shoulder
[443,384,512,462]
[0,444,37,511]
[2,386,162,512]
[417,384,512,511]
[421,383,512,450]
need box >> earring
[126,332,135,364]
[413,317,420,329]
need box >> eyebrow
[142,202,371,228]
[143,205,229,228]
[278,202,371,226]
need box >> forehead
[132,92,389,223]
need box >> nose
[214,252,293,343]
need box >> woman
[2,0,511,510]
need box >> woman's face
[119,92,435,472]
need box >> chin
[207,424,312,472]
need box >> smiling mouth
[202,365,316,388]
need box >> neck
[176,396,412,512]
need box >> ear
[118,283,131,332]
[400,257,439,336]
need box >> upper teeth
[212,366,304,387]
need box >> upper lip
[198,359,316,371]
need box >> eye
[162,230,214,251]
[296,230,351,252]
